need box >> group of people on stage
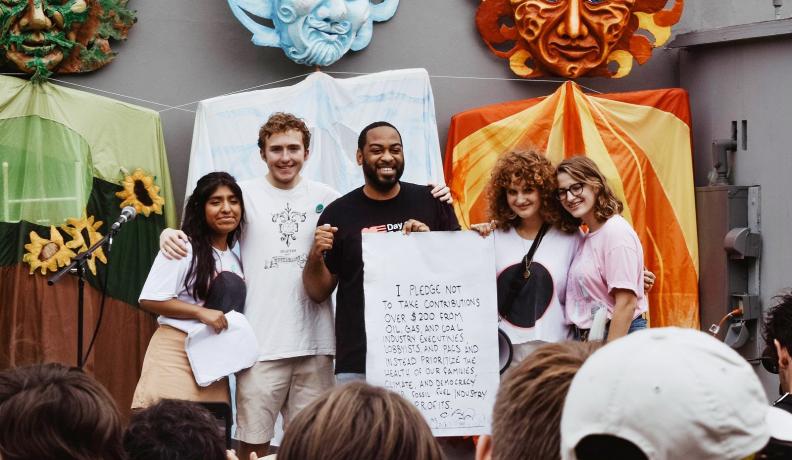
[3,112,792,460]
[131,111,653,458]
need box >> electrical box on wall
[696,185,762,361]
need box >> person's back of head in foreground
[762,292,792,395]
[0,362,125,460]
[276,381,445,460]
[475,341,601,460]
[124,399,226,460]
[759,292,792,458]
[560,327,792,460]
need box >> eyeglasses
[556,182,585,201]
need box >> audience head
[0,363,125,460]
[560,327,792,460]
[555,156,622,226]
[762,292,792,394]
[486,150,576,233]
[277,381,444,460]
[477,341,600,460]
[123,399,226,460]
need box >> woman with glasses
[471,151,582,365]
[556,156,648,342]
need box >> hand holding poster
[363,231,499,436]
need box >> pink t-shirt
[565,215,648,329]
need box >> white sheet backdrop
[185,68,444,202]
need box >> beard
[287,39,348,66]
[286,18,354,66]
[362,160,404,194]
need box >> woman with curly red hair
[471,150,582,365]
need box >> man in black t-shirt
[303,121,460,382]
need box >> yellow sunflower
[61,214,107,275]
[116,169,165,217]
[23,226,78,275]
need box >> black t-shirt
[317,182,460,374]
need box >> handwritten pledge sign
[363,231,499,436]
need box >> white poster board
[363,231,499,436]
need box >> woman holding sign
[556,156,648,342]
[132,172,249,408]
[471,151,581,366]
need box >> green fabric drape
[0,116,93,225]
[0,75,176,228]
[0,177,162,306]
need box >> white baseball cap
[560,327,792,460]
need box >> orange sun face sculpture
[476,0,684,79]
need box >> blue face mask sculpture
[228,0,399,67]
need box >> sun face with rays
[61,214,106,275]
[23,226,78,275]
[476,0,684,79]
[115,169,165,217]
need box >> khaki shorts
[235,355,334,444]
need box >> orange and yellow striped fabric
[444,82,699,329]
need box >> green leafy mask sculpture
[0,0,136,80]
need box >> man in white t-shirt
[161,113,450,459]
[161,113,336,458]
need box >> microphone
[111,206,137,231]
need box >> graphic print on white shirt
[264,202,310,270]
[271,203,307,248]
[493,227,581,344]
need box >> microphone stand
[48,227,118,368]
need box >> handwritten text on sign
[363,231,499,436]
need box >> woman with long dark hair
[132,172,247,408]
[556,156,648,342]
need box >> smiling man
[303,121,460,383]
[162,113,338,459]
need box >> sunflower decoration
[61,214,107,276]
[23,226,79,275]
[116,169,165,217]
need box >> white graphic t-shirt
[493,226,581,344]
[239,177,339,360]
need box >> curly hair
[258,112,311,151]
[124,399,225,460]
[0,363,125,460]
[277,381,444,460]
[487,150,577,233]
[556,156,623,226]
[491,341,601,460]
